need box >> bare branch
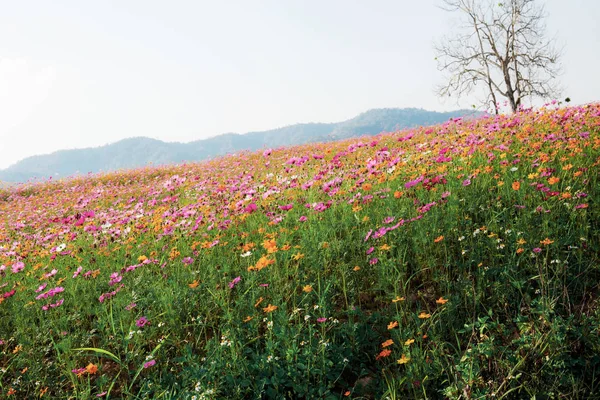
[434,0,562,113]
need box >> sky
[1,0,599,169]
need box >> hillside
[0,108,476,183]
[0,104,598,398]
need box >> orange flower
[392,296,405,303]
[516,248,524,254]
[381,339,394,348]
[188,280,199,289]
[263,304,278,313]
[85,363,98,375]
[262,239,278,253]
[418,312,431,319]
[353,266,361,271]
[344,391,351,397]
[243,316,253,323]
[540,238,554,246]
[362,183,372,191]
[376,349,391,360]
[387,321,398,330]
[512,181,520,191]
[254,297,264,308]
[435,297,448,305]
[394,191,403,199]
[548,176,560,185]
[434,235,444,243]
[302,285,313,293]
[397,354,411,364]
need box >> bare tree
[434,0,562,114]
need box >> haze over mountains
[0,108,479,183]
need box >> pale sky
[1,0,598,169]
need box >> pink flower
[299,216,307,222]
[125,302,137,311]
[143,359,156,369]
[366,247,375,255]
[532,247,542,253]
[11,262,25,274]
[136,316,149,328]
[182,257,194,265]
[462,179,471,186]
[72,266,83,278]
[317,317,327,323]
[228,276,241,289]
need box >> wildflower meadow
[1,104,599,399]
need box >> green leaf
[73,347,121,364]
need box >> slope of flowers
[0,104,599,398]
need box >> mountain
[0,108,479,183]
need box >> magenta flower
[532,247,542,253]
[317,317,327,323]
[369,258,379,265]
[228,276,241,289]
[182,257,194,265]
[143,359,156,369]
[366,247,374,255]
[136,316,149,327]
[278,203,294,211]
[462,179,471,186]
[299,216,307,222]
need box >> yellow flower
[397,354,411,364]
[302,285,313,293]
[404,338,415,346]
[387,321,398,330]
[418,312,431,319]
[392,296,405,303]
[292,252,305,260]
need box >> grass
[0,104,599,399]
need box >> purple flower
[143,359,156,369]
[136,316,149,328]
[182,257,194,265]
[532,247,542,254]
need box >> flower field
[1,104,599,399]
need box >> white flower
[240,251,252,258]
[56,243,66,252]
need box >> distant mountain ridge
[0,108,480,183]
